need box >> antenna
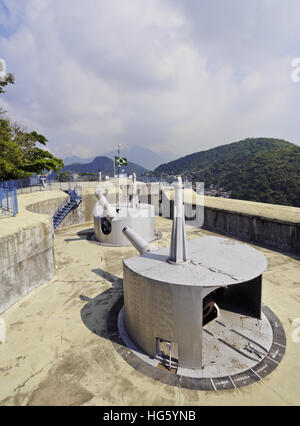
[117,143,122,179]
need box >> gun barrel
[95,189,117,222]
[122,226,157,254]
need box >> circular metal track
[107,298,286,391]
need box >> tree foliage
[58,171,73,182]
[0,73,15,94]
[155,138,300,207]
[0,74,64,180]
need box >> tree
[0,73,15,94]
[0,114,24,180]
[58,171,73,182]
[0,74,64,180]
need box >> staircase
[53,189,82,230]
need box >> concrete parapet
[163,189,300,256]
[0,190,69,314]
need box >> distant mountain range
[61,156,147,176]
[63,145,178,170]
[155,138,300,207]
[63,155,94,166]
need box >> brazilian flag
[114,156,128,166]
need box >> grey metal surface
[123,235,267,369]
[118,307,159,367]
[169,176,188,263]
[171,285,204,368]
[123,264,175,358]
[124,236,267,288]
[118,304,275,379]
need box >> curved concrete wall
[0,190,98,313]
[27,192,95,229]
[58,193,95,228]
[0,191,67,314]
[202,207,300,255]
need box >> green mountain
[155,138,300,207]
[62,156,147,176]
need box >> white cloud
[0,0,299,162]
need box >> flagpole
[117,143,122,210]
[118,143,121,179]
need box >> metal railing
[0,182,18,217]
[3,177,84,195]
[0,174,160,219]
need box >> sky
[0,0,300,160]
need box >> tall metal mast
[117,143,122,179]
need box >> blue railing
[2,177,85,195]
[0,182,18,217]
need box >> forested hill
[155,138,300,207]
[62,156,147,176]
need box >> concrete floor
[0,217,300,406]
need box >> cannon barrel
[122,226,157,254]
[95,189,117,222]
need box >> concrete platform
[0,217,300,406]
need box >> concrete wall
[59,193,95,228]
[26,193,68,216]
[27,192,95,229]
[0,221,54,314]
[162,188,300,256]
[0,191,68,314]
[202,207,300,256]
[0,190,98,313]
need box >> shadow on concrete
[91,268,123,286]
[79,267,147,355]
[140,252,168,262]
[79,268,122,340]
[64,228,94,242]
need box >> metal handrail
[52,186,82,218]
[0,183,18,217]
